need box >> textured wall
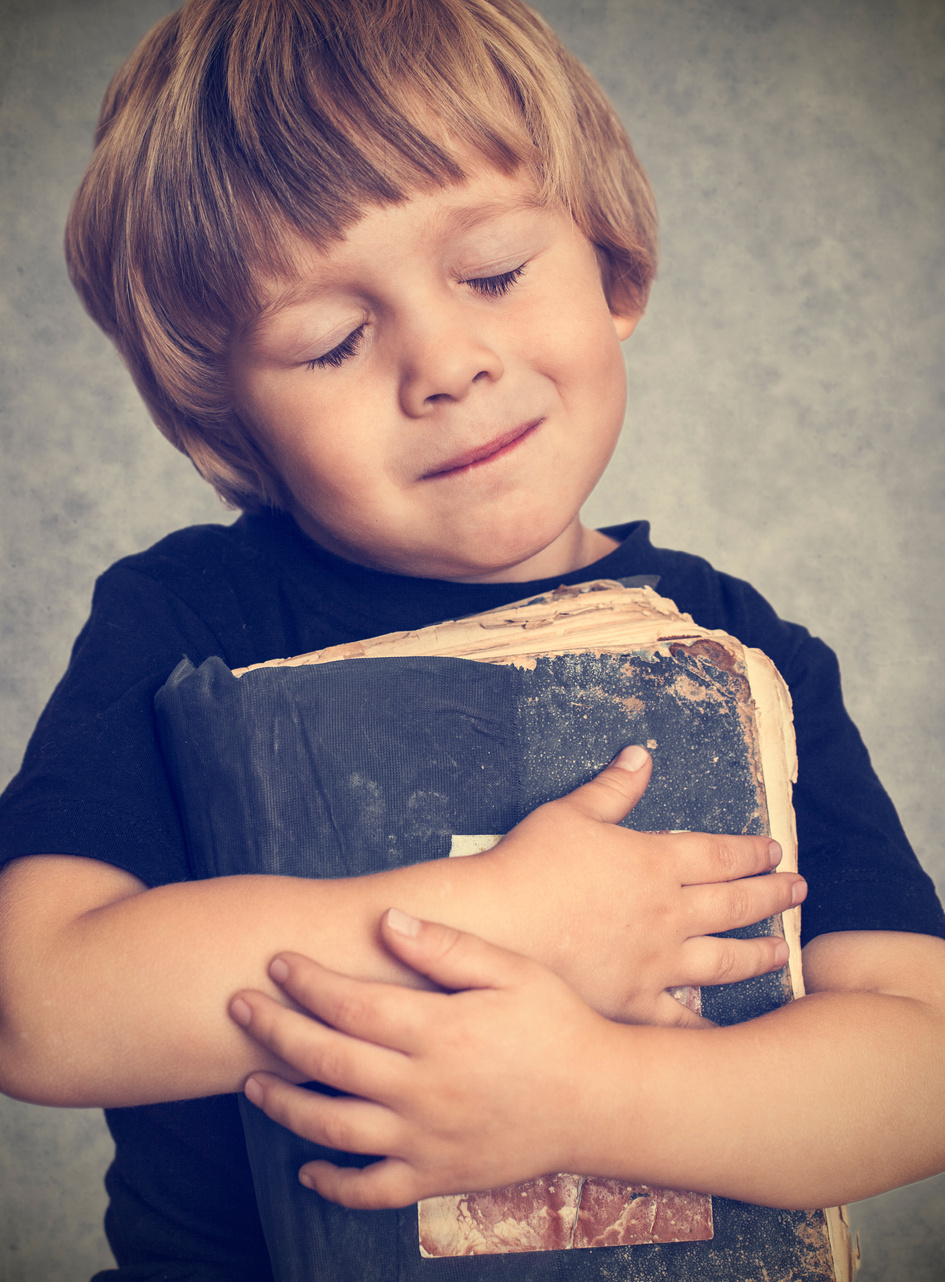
[0,0,942,1278]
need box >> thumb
[557,744,652,825]
[380,908,534,993]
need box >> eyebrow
[435,190,547,236]
[240,272,340,346]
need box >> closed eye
[307,325,366,370]
[465,264,526,298]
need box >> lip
[421,419,543,479]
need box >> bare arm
[0,750,801,1107]
[232,918,945,1209]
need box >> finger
[615,988,715,1029]
[671,832,787,885]
[678,933,791,988]
[230,990,404,1097]
[264,951,436,1050]
[299,1156,419,1210]
[685,871,807,935]
[653,989,717,1029]
[243,1071,400,1156]
[380,907,541,993]
[548,744,652,825]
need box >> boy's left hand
[230,908,631,1209]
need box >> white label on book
[449,834,503,857]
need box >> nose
[398,308,504,417]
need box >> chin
[298,501,582,583]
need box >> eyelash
[306,265,526,370]
[466,264,526,297]
[307,325,366,370]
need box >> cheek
[523,272,626,404]
[561,322,628,476]
[243,386,362,501]
[277,437,368,513]
[548,317,628,426]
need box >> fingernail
[270,957,289,983]
[774,940,789,967]
[791,878,807,905]
[299,1169,315,1189]
[244,1077,263,1106]
[387,907,421,936]
[613,745,649,772]
[230,997,252,1027]
[767,840,782,867]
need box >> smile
[421,419,543,479]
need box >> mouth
[421,419,543,480]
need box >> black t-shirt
[2,510,942,1280]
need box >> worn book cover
[155,582,857,1282]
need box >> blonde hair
[65,0,658,509]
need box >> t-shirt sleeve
[0,565,228,887]
[712,572,945,946]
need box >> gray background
[1,0,943,1278]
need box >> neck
[443,522,620,584]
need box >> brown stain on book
[418,1178,713,1257]
[572,1180,714,1250]
[620,694,646,715]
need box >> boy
[0,0,943,1277]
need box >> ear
[611,312,640,341]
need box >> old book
[155,581,857,1282]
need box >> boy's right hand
[486,745,804,1028]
